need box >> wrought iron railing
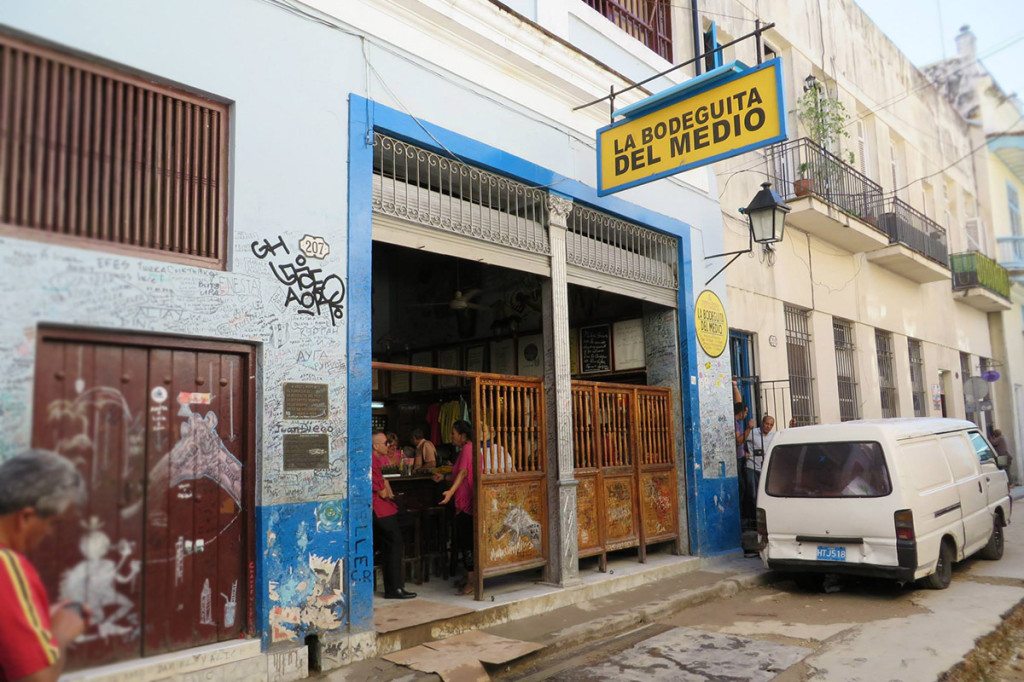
[371,132,550,255]
[875,196,949,267]
[997,236,1024,271]
[766,138,885,231]
[735,375,794,429]
[566,204,678,290]
[581,0,673,61]
[950,250,1011,299]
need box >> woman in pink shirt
[441,420,475,595]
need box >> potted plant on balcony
[794,80,852,198]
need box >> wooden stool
[420,505,450,582]
[398,511,423,585]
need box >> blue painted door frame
[345,94,733,633]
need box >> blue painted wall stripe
[346,95,376,632]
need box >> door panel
[30,341,148,670]
[31,334,251,668]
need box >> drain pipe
[691,0,702,76]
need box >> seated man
[371,431,416,600]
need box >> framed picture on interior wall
[613,318,646,371]
[491,338,516,376]
[517,333,544,377]
[390,355,410,394]
[580,324,612,374]
[437,347,460,388]
[410,351,434,392]
[465,344,486,373]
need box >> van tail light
[894,509,915,541]
[756,507,768,549]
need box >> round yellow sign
[694,290,728,358]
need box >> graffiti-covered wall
[0,0,360,655]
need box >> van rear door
[762,441,898,567]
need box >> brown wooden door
[30,334,251,669]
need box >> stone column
[542,194,580,586]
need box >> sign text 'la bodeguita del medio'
[597,59,786,195]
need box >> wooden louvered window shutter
[0,33,228,268]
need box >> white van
[757,418,1011,589]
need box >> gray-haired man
[0,449,87,682]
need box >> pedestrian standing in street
[371,431,416,600]
[746,414,777,508]
[0,449,88,681]
[990,428,1014,478]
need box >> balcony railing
[766,138,885,230]
[875,196,949,267]
[950,251,1011,299]
[581,0,672,61]
[997,235,1024,272]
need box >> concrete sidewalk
[325,552,776,680]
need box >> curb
[495,569,781,676]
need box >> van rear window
[765,441,892,498]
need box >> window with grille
[908,339,926,417]
[961,352,978,424]
[833,319,859,421]
[876,330,898,418]
[0,34,228,267]
[785,305,816,426]
[580,1,673,62]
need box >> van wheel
[923,541,953,590]
[979,517,1005,560]
[793,573,825,592]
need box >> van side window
[968,431,996,464]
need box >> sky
[854,0,1024,98]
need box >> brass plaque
[283,382,329,420]
[283,434,330,470]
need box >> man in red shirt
[371,431,416,600]
[0,449,88,681]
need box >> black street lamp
[704,181,790,285]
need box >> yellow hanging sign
[597,58,786,195]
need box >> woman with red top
[371,431,416,600]
[441,420,475,595]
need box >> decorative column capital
[546,195,573,226]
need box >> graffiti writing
[251,236,346,325]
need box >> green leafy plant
[796,84,851,151]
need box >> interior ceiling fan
[413,288,485,311]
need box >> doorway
[30,328,256,670]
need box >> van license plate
[817,545,846,561]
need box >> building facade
[0,0,742,677]
[696,1,1014,457]
[927,26,1024,484]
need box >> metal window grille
[833,318,859,421]
[908,339,926,417]
[0,34,228,267]
[566,203,678,290]
[371,132,549,255]
[784,305,816,425]
[580,0,673,62]
[961,352,978,424]
[876,330,898,418]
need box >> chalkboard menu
[283,382,329,420]
[283,434,330,470]
[580,324,612,374]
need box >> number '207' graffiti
[251,236,346,325]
